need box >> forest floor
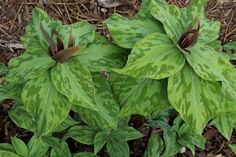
[0,0,236,156]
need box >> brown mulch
[1,0,236,157]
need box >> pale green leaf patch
[0,150,20,157]
[109,73,170,116]
[6,52,55,84]
[51,59,97,111]
[117,33,185,80]
[168,64,222,133]
[22,72,72,136]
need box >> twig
[10,3,23,32]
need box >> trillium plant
[106,0,236,140]
[1,0,236,156]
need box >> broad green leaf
[11,137,28,157]
[51,58,97,111]
[74,34,127,72]
[56,21,95,47]
[22,72,72,136]
[54,116,79,133]
[118,33,185,79]
[110,73,170,116]
[27,135,49,157]
[91,72,120,129]
[106,139,129,157]
[214,113,235,141]
[156,121,182,157]
[105,13,163,48]
[73,73,119,130]
[65,125,98,145]
[6,52,55,84]
[198,19,220,43]
[0,150,20,157]
[229,144,236,155]
[168,64,222,133]
[112,127,143,142]
[223,41,236,51]
[9,103,36,132]
[144,133,164,157]
[50,141,72,157]
[186,44,236,98]
[0,143,14,152]
[21,8,60,53]
[150,0,184,40]
[0,83,22,102]
[178,123,205,155]
[94,131,110,154]
[74,152,99,157]
[42,136,61,147]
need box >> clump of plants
[1,0,236,156]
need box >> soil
[1,0,236,157]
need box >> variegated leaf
[150,0,184,40]
[9,103,36,132]
[144,133,164,157]
[0,150,20,157]
[94,131,110,154]
[11,137,28,157]
[56,21,95,47]
[112,127,143,142]
[106,139,129,157]
[118,33,185,79]
[185,43,236,98]
[198,18,220,43]
[73,73,119,130]
[74,35,128,72]
[27,135,49,157]
[50,140,72,157]
[6,52,55,84]
[21,8,62,54]
[105,13,163,49]
[109,73,169,116]
[51,59,97,111]
[168,64,222,133]
[65,125,98,145]
[22,72,72,136]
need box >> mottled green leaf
[9,103,36,132]
[168,64,222,133]
[150,0,184,40]
[110,73,169,116]
[65,125,98,145]
[0,62,7,74]
[0,150,20,157]
[118,32,185,79]
[94,131,110,154]
[11,137,28,157]
[0,83,22,102]
[56,21,95,47]
[22,72,72,136]
[51,59,97,111]
[198,18,220,43]
[74,152,99,157]
[6,52,54,84]
[73,73,119,130]
[27,135,49,157]
[106,139,129,157]
[186,43,236,98]
[105,12,163,48]
[144,133,164,157]
[50,141,72,157]
[74,34,127,72]
[178,122,205,155]
[112,127,143,142]
[223,41,236,51]
[54,116,79,133]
